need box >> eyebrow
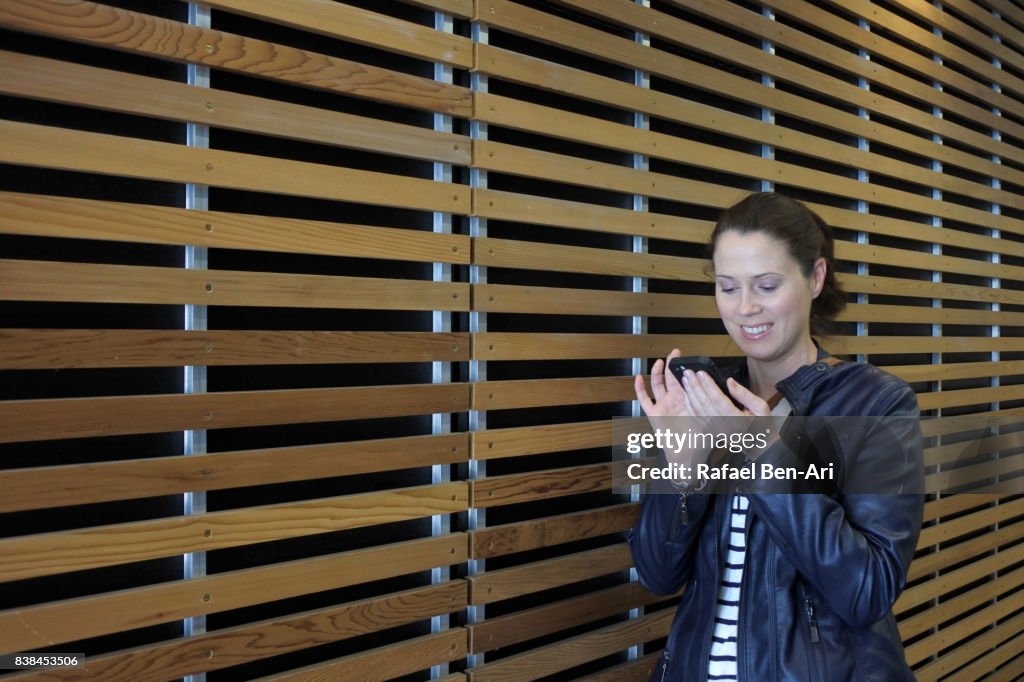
[715,272,783,280]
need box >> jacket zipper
[679,491,689,525]
[660,650,670,682]
[804,596,820,644]
[800,583,824,682]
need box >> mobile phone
[668,356,742,408]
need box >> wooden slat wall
[0,0,1022,680]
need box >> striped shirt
[707,494,749,681]
[707,398,790,680]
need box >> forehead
[711,230,797,273]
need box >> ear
[811,257,827,298]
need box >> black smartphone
[668,356,742,408]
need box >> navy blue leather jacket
[628,353,924,681]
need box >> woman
[630,192,923,681]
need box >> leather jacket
[628,351,924,681]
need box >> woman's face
[712,230,825,366]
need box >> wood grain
[0,52,470,165]
[0,192,469,262]
[0,534,467,652]
[256,629,467,682]
[0,383,470,443]
[465,608,672,682]
[17,582,467,682]
[0,329,469,369]
[0,121,470,213]
[467,543,633,605]
[469,582,661,653]
[0,0,471,115]
[0,433,468,513]
[470,504,639,559]
[0,483,467,582]
[470,463,613,508]
[0,258,468,310]
[202,0,473,68]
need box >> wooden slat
[403,0,472,17]
[475,284,719,318]
[913,612,1024,681]
[0,433,469,513]
[0,383,470,443]
[913,614,1024,675]
[0,259,468,310]
[560,0,1024,158]
[0,482,467,582]
[767,0,1024,106]
[0,192,469,263]
[476,332,1024,362]
[926,453,1024,494]
[835,0,1024,92]
[477,180,1022,251]
[0,121,470,214]
[475,186,712,242]
[475,333,726,361]
[14,582,467,682]
[924,431,1024,468]
[470,504,639,560]
[575,652,662,682]
[0,329,469,369]
[472,420,626,460]
[916,497,1024,548]
[897,543,1024,612]
[477,235,708,280]
[478,43,1024,219]
[476,283,1024,327]
[468,582,659,653]
[887,360,1024,384]
[921,492,1002,524]
[465,608,673,682]
[901,572,1024,662]
[651,0,1024,148]
[471,463,613,508]
[257,629,467,682]
[476,136,1024,240]
[918,385,1024,412]
[467,543,633,605]
[484,0,1024,181]
[911,524,1023,585]
[0,533,467,652]
[479,228,1024,284]
[202,0,473,68]
[472,376,634,411]
[0,52,471,166]
[0,0,472,116]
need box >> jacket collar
[724,341,838,412]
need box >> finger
[726,377,771,416]
[663,349,684,394]
[634,374,658,415]
[650,358,668,400]
[696,370,739,414]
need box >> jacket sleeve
[628,476,713,596]
[745,381,924,627]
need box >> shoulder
[813,359,919,417]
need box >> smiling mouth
[742,324,772,335]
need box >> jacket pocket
[800,582,827,682]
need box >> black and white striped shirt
[707,494,749,681]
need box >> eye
[758,284,777,293]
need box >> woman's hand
[633,349,772,419]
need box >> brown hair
[707,192,846,335]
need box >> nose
[739,289,761,316]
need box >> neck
[747,337,818,400]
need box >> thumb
[727,378,770,416]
